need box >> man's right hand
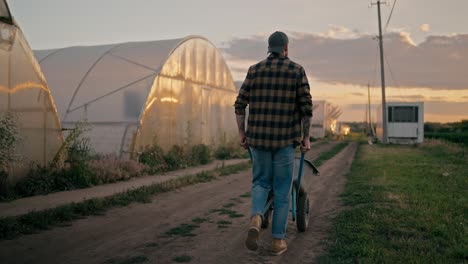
[300,137,311,153]
[239,132,248,149]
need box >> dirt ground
[0,141,358,264]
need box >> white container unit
[376,102,424,144]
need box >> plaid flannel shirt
[234,54,313,150]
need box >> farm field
[318,141,468,263]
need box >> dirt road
[0,142,357,264]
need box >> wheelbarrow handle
[296,153,305,193]
[247,147,253,162]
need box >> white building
[376,102,424,144]
[310,100,342,138]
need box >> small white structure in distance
[311,100,342,138]
[376,102,424,144]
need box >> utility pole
[367,83,373,136]
[371,0,388,143]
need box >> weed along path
[0,141,356,264]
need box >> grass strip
[0,162,251,241]
[105,255,148,264]
[165,223,199,237]
[173,255,192,263]
[313,142,349,167]
[317,143,468,263]
[210,208,244,218]
[217,220,232,229]
[216,162,251,176]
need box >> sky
[8,0,468,122]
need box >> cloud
[387,95,425,101]
[224,32,468,90]
[420,24,431,32]
[350,92,365,96]
[347,101,468,117]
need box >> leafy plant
[139,145,167,174]
[0,112,21,197]
[189,144,211,165]
[164,145,186,170]
[0,112,20,170]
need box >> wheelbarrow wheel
[296,192,310,232]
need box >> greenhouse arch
[36,36,238,157]
[1,0,63,180]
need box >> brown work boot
[245,215,262,250]
[271,238,287,255]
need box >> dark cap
[268,31,289,53]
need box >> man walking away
[234,31,313,255]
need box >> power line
[384,0,397,31]
[383,52,400,88]
[370,39,380,88]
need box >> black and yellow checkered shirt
[234,54,313,150]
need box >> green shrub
[189,144,211,165]
[13,123,97,198]
[425,132,468,146]
[0,170,9,200]
[214,141,247,160]
[139,145,168,173]
[0,112,20,197]
[14,163,97,197]
[0,112,20,171]
[165,145,186,170]
[214,146,231,160]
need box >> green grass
[229,197,243,204]
[239,192,251,198]
[165,224,199,237]
[172,255,192,263]
[0,162,250,240]
[143,242,159,248]
[217,220,232,229]
[317,142,468,264]
[216,162,251,176]
[105,255,148,264]
[222,203,235,208]
[210,208,244,218]
[191,217,208,224]
[313,142,349,167]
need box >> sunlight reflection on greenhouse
[35,36,238,158]
[0,0,63,180]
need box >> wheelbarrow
[248,149,320,232]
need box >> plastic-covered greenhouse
[0,0,63,180]
[311,100,342,138]
[35,36,238,157]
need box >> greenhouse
[310,100,342,138]
[0,0,63,181]
[35,36,238,157]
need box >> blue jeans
[250,145,295,239]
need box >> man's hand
[239,131,248,149]
[300,137,311,153]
